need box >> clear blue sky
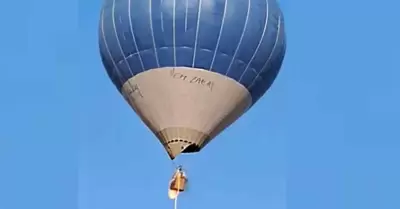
[1,0,399,209]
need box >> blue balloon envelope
[99,0,286,159]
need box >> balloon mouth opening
[168,143,201,160]
[181,144,200,153]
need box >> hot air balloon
[99,0,286,160]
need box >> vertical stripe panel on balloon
[99,27,120,88]
[102,7,124,71]
[223,0,251,81]
[192,0,225,70]
[190,0,202,68]
[246,0,279,78]
[113,0,134,60]
[232,0,267,86]
[111,0,137,84]
[176,0,199,67]
[171,0,187,66]
[249,15,285,103]
[157,0,174,66]
[128,0,159,70]
[150,0,166,49]
[209,0,246,76]
[101,8,127,87]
